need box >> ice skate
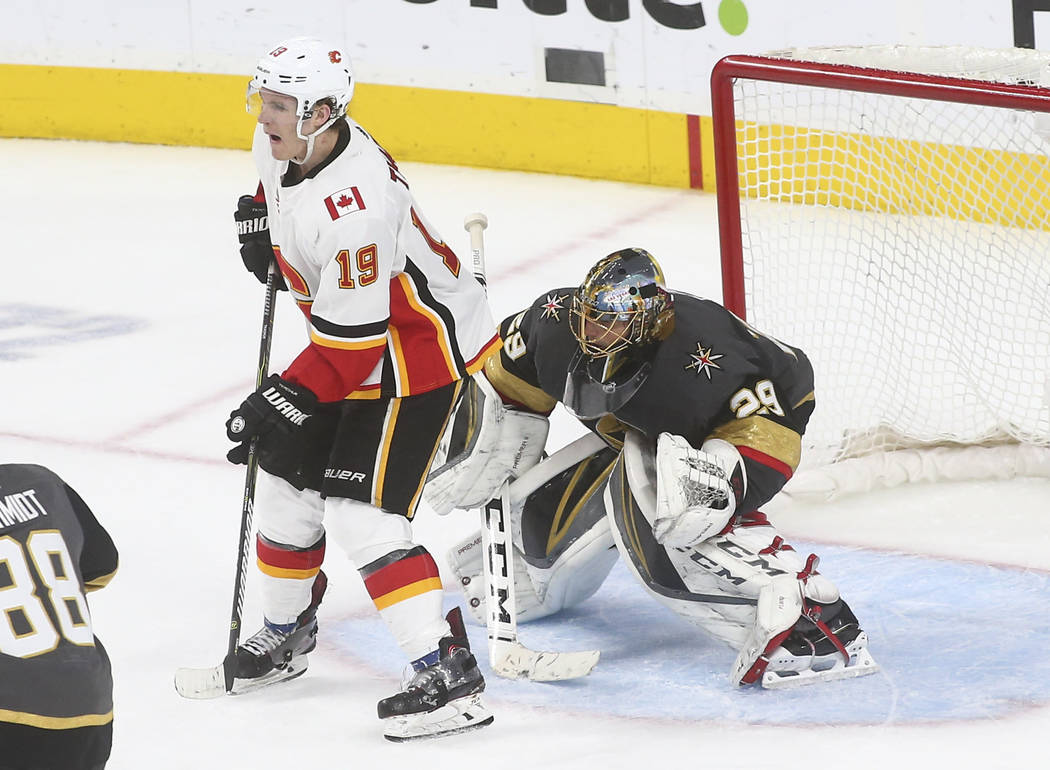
[378,608,494,741]
[175,571,327,699]
[749,600,879,689]
[227,614,317,694]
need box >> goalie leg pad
[446,513,616,624]
[618,431,876,685]
[757,602,877,689]
[730,555,877,688]
[520,517,617,620]
[447,530,547,624]
[425,375,549,515]
[730,574,805,686]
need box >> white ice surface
[2,137,1048,769]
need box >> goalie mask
[247,36,355,163]
[563,248,674,419]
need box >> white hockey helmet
[247,37,355,140]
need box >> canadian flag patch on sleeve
[324,186,366,220]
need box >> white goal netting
[718,46,1050,499]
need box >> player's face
[582,315,633,353]
[256,89,307,162]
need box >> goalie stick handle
[464,212,488,288]
[460,212,599,681]
[482,488,519,646]
[223,265,280,690]
[461,213,518,652]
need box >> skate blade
[761,643,879,690]
[383,693,494,742]
[174,655,308,699]
[230,656,309,695]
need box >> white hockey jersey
[252,119,500,400]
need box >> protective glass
[246,86,303,119]
[246,86,264,116]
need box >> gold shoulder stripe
[84,568,117,593]
[708,416,802,471]
[484,355,557,413]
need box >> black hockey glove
[225,375,318,474]
[234,194,286,290]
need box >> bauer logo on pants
[325,468,367,483]
[323,186,365,220]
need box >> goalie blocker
[446,431,878,689]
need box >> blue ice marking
[329,544,1050,725]
[0,304,147,360]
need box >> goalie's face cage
[570,248,674,357]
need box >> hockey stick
[174,266,280,699]
[465,213,600,681]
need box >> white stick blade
[174,664,227,699]
[490,640,600,682]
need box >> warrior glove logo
[262,387,310,426]
[229,416,246,435]
[237,216,268,236]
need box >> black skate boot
[229,570,327,692]
[378,607,494,741]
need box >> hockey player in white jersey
[428,248,878,690]
[222,37,500,740]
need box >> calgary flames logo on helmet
[329,50,342,64]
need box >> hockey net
[711,46,1050,501]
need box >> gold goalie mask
[564,248,674,419]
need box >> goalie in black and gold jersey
[426,247,877,689]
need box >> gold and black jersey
[485,289,816,513]
[0,464,118,730]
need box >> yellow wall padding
[0,64,703,189]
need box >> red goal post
[710,47,1050,500]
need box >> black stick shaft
[223,267,279,691]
